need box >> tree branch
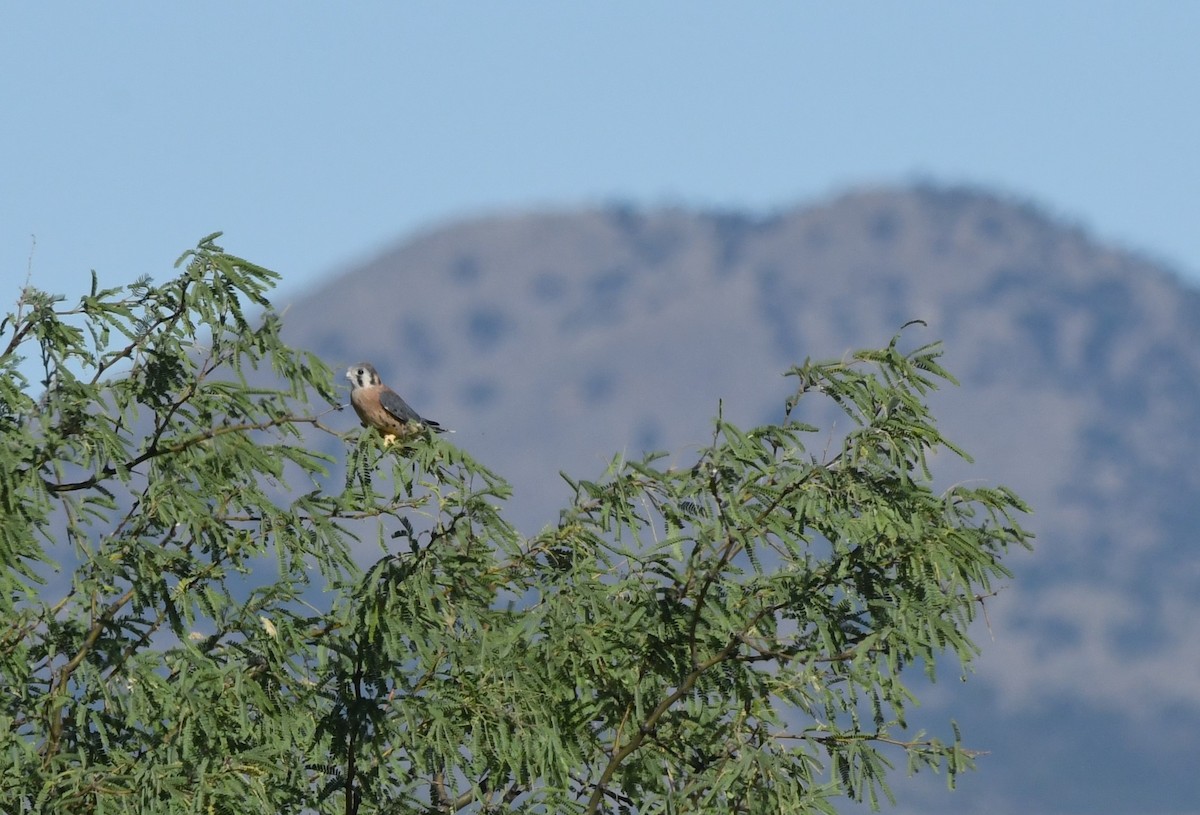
[583,635,743,814]
[43,584,137,761]
[44,408,343,493]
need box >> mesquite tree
[0,236,1030,814]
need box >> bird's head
[346,363,381,390]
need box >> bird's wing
[379,388,441,430]
[378,388,423,423]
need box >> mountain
[280,185,1200,814]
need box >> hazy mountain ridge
[281,184,1200,813]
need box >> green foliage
[0,238,1031,814]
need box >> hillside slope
[282,185,1200,814]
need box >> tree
[0,235,1031,814]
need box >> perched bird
[345,362,446,445]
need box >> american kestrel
[345,362,445,445]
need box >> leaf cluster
[0,244,1031,815]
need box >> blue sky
[3,3,1198,308]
